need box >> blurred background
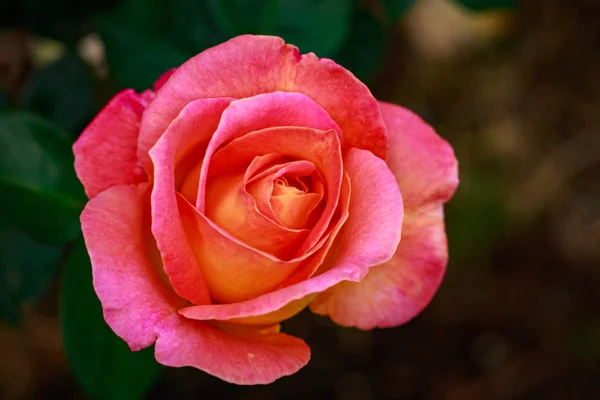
[1,0,600,398]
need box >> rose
[73,35,458,384]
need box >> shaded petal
[138,35,387,171]
[205,169,307,259]
[309,103,458,328]
[271,192,322,229]
[82,184,310,384]
[149,98,232,305]
[197,91,341,207]
[180,150,402,323]
[309,205,447,329]
[178,194,306,303]
[380,102,458,207]
[243,154,287,224]
[246,160,324,229]
[154,316,310,385]
[74,89,149,198]
[207,126,343,257]
[80,184,183,350]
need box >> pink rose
[73,35,458,384]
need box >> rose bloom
[74,35,458,384]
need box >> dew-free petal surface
[380,102,458,207]
[81,184,311,384]
[308,103,458,328]
[207,126,343,257]
[74,89,149,198]
[205,169,307,259]
[178,195,305,304]
[137,35,387,171]
[149,98,232,305]
[309,205,447,329]
[180,149,402,323]
[80,184,182,350]
[197,91,341,210]
[154,316,310,385]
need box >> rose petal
[309,205,447,328]
[245,160,324,229]
[271,192,322,229]
[138,35,387,171]
[149,98,232,305]
[197,91,341,209]
[178,194,312,304]
[380,102,459,207]
[180,149,402,323]
[81,184,183,350]
[82,184,310,384]
[207,126,343,257]
[154,316,310,385]
[205,168,307,259]
[74,89,149,198]
[307,103,459,328]
[243,154,289,224]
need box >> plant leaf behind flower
[61,241,161,400]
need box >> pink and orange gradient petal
[196,91,342,211]
[207,126,343,257]
[137,35,387,170]
[74,89,149,198]
[380,102,459,207]
[179,149,402,324]
[205,169,308,259]
[82,184,311,384]
[309,205,447,329]
[80,184,184,350]
[308,103,458,328]
[177,194,307,304]
[245,160,324,230]
[149,98,232,305]
[154,316,310,385]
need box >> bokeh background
[1,0,600,398]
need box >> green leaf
[170,0,229,53]
[335,8,387,84]
[20,51,94,136]
[61,241,161,400]
[455,0,517,11]
[383,0,417,22]
[445,167,508,261]
[96,10,192,91]
[0,90,9,109]
[208,0,353,56]
[0,220,62,324]
[0,112,85,244]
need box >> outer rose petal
[154,317,310,385]
[81,184,183,350]
[149,98,233,305]
[137,35,387,171]
[380,102,458,207]
[180,149,402,323]
[81,184,311,384]
[74,89,149,198]
[309,205,448,328]
[309,103,459,328]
